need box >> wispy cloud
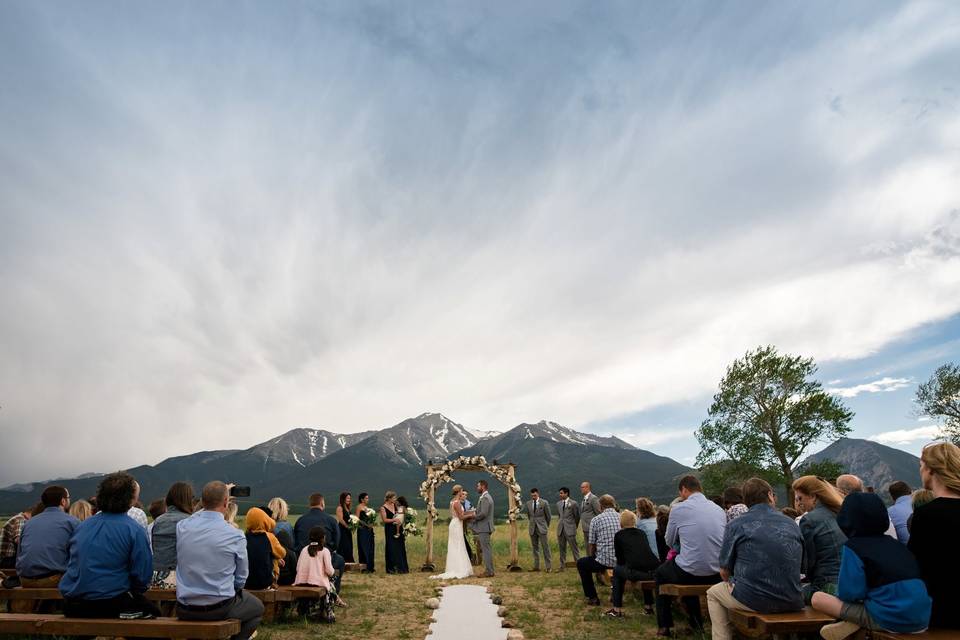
[828,377,913,398]
[868,426,943,446]
[616,428,693,449]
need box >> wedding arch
[418,455,523,572]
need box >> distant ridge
[802,437,922,495]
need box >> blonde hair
[912,488,935,510]
[68,499,93,521]
[792,475,844,514]
[267,497,289,522]
[619,509,637,529]
[451,484,463,497]
[384,490,397,503]
[224,501,239,528]
[922,442,960,495]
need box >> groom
[471,480,495,577]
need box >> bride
[431,484,476,579]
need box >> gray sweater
[151,507,191,571]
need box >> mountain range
[802,437,923,496]
[0,413,690,514]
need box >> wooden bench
[657,583,712,597]
[854,630,960,640]
[729,607,835,638]
[343,562,363,572]
[0,613,238,639]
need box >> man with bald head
[579,482,602,542]
[836,475,898,539]
[175,481,263,640]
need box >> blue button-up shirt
[17,507,78,578]
[666,492,726,576]
[176,510,248,606]
[59,512,152,600]
[719,503,804,612]
[888,495,912,545]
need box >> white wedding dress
[430,501,475,579]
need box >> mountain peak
[246,427,374,467]
[510,421,637,450]
[803,437,922,494]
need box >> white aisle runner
[427,584,509,640]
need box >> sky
[1,2,959,485]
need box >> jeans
[576,556,611,600]
[654,558,720,631]
[330,550,345,593]
[177,591,264,640]
[612,565,655,608]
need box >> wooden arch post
[420,459,522,573]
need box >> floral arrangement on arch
[418,455,523,522]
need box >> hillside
[802,437,922,496]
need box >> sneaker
[603,609,624,618]
[820,621,860,640]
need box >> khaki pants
[12,574,62,613]
[706,581,754,640]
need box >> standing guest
[579,482,602,545]
[0,509,31,570]
[16,485,78,610]
[244,507,285,590]
[381,492,408,574]
[151,482,194,588]
[908,441,960,629]
[655,475,726,638]
[635,498,659,558]
[525,488,552,572]
[575,494,620,605]
[556,487,581,570]
[793,475,846,602]
[294,526,338,621]
[355,493,376,573]
[655,506,671,563]
[68,500,93,522]
[267,497,294,540]
[811,492,931,640]
[887,481,912,544]
[837,475,897,539]
[707,478,804,640]
[176,481,263,640]
[722,486,748,523]
[59,472,160,619]
[907,488,935,534]
[335,493,355,563]
[294,494,345,592]
[606,509,659,618]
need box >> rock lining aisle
[427,584,509,640]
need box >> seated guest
[268,497,294,539]
[907,488,934,534]
[294,526,338,621]
[707,478,804,640]
[655,475,725,637]
[68,500,93,522]
[781,507,801,519]
[275,526,298,586]
[294,493,345,594]
[17,486,78,587]
[244,507,285,590]
[606,509,659,618]
[146,499,166,550]
[813,492,931,640]
[837,474,897,539]
[0,509,31,570]
[176,481,263,640]
[635,497,659,558]
[722,486,748,523]
[655,506,670,563]
[792,475,847,602]
[908,441,960,629]
[151,481,194,587]
[225,501,240,528]
[59,472,160,619]
[127,491,149,529]
[887,481,912,544]
[576,494,620,605]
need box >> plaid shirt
[588,508,620,567]
[0,513,27,562]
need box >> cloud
[1,3,959,484]
[827,377,913,398]
[868,426,943,446]
[616,428,693,449]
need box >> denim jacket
[799,503,846,590]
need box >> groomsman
[579,481,602,541]
[556,487,581,569]
[525,488,552,572]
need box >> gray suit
[525,498,552,571]
[470,491,495,576]
[579,492,602,538]
[555,497,581,565]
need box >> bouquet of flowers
[347,514,361,531]
[402,519,423,537]
[359,507,378,528]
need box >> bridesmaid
[355,493,375,573]
[380,491,408,574]
[335,492,355,563]
[395,496,411,573]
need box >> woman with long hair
[792,475,846,602]
[335,492,355,563]
[355,493,375,573]
[150,481,194,587]
[267,497,293,539]
[380,491,408,574]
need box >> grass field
[1,516,701,640]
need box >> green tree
[915,363,960,445]
[695,345,854,501]
[794,458,846,484]
[699,459,779,498]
